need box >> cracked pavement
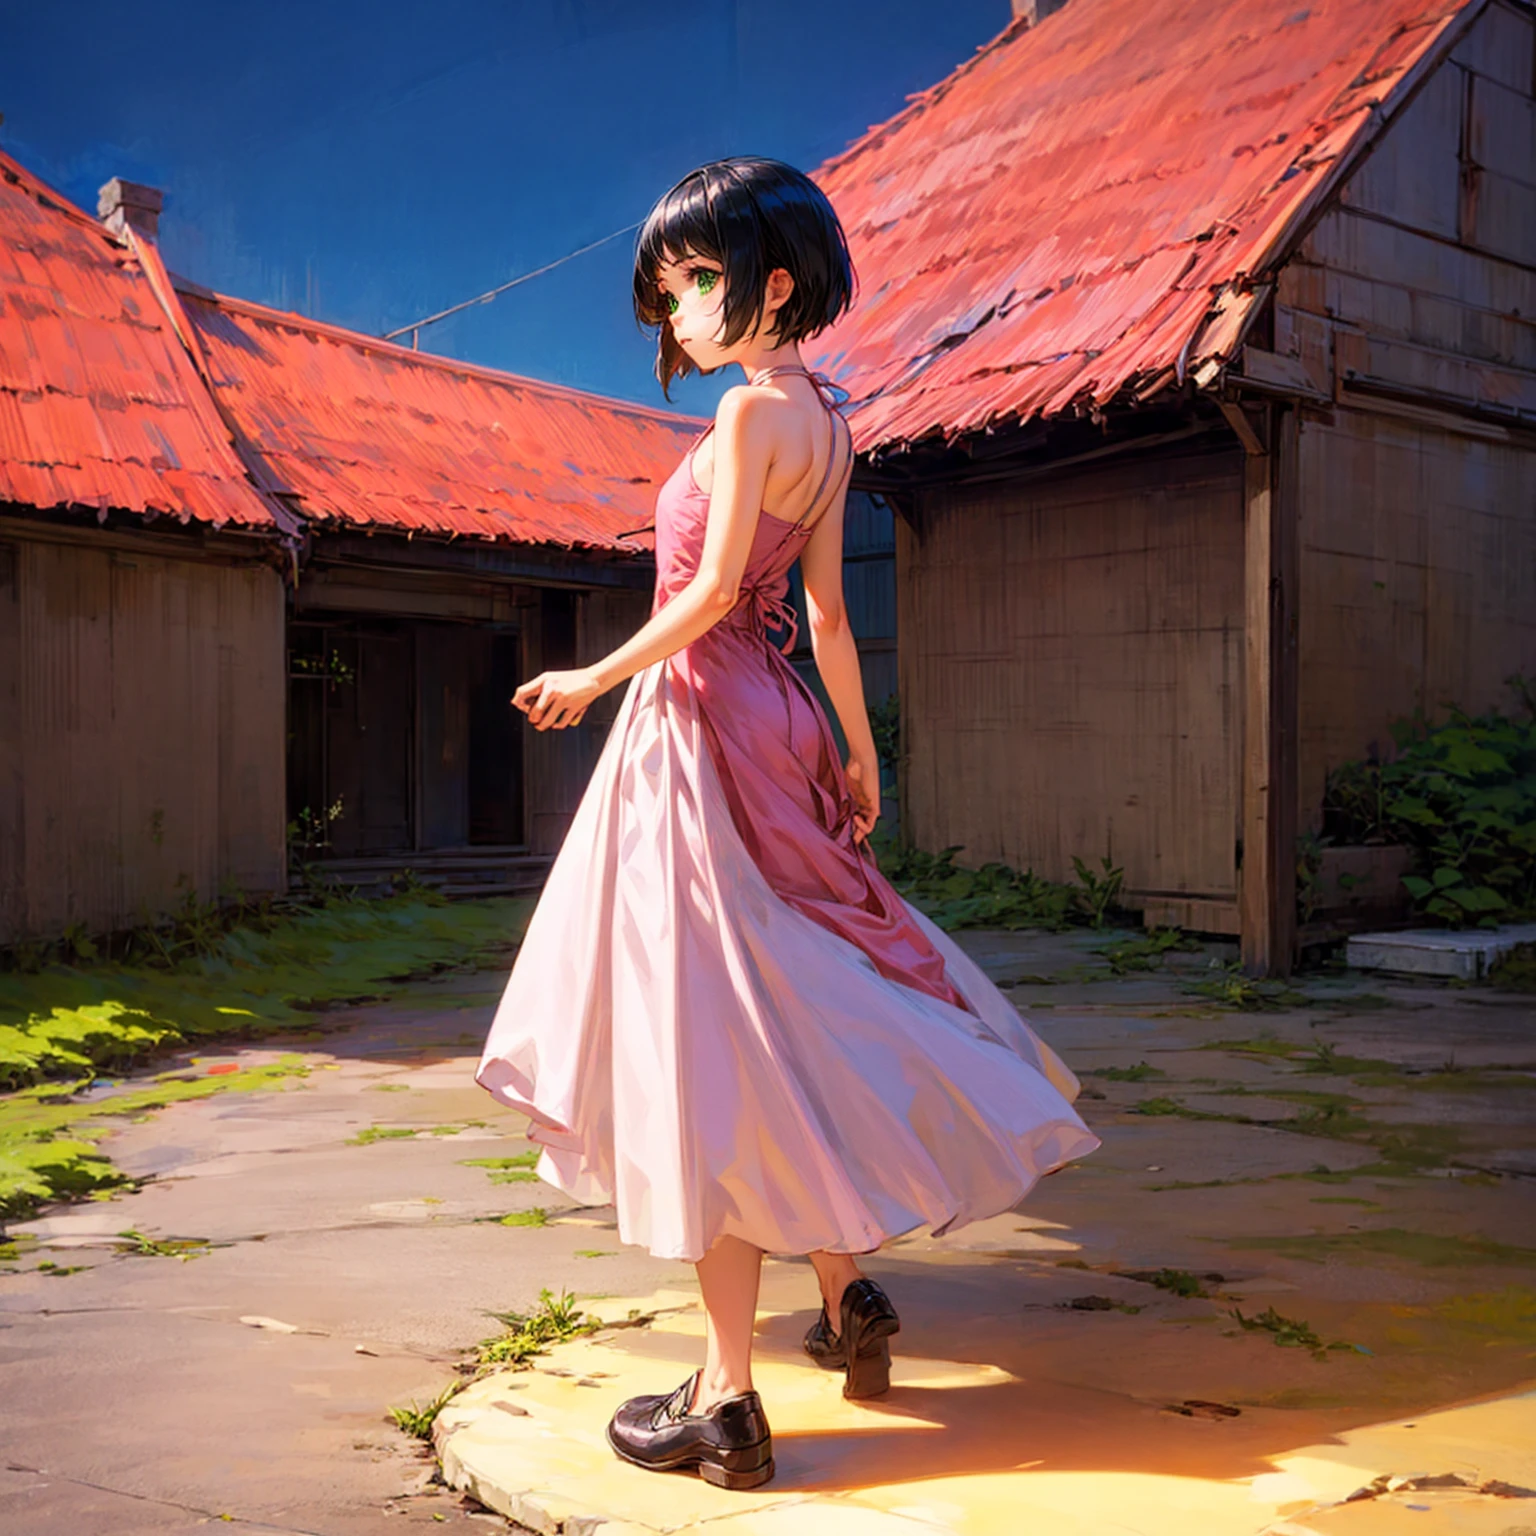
[2,934,1533,1535]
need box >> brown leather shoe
[606,1370,774,1490]
[802,1277,900,1398]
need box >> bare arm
[799,476,881,841]
[514,387,777,729]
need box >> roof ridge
[175,280,706,433]
[0,146,127,247]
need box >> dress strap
[792,406,850,534]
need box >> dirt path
[2,936,1533,1534]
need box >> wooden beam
[1217,399,1267,456]
[1239,407,1300,976]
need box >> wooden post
[1239,406,1299,976]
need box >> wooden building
[0,151,696,939]
[0,158,297,944]
[810,0,1535,972]
[175,284,696,876]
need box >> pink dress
[476,404,1099,1263]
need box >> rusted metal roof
[181,288,701,551]
[0,150,289,531]
[809,0,1481,452]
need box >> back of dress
[476,376,1097,1264]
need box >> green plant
[475,1288,600,1370]
[873,841,1081,932]
[0,893,531,1216]
[497,1208,548,1227]
[1096,929,1196,974]
[1072,855,1125,929]
[1229,1304,1361,1360]
[460,1152,541,1184]
[286,796,346,877]
[388,1380,463,1439]
[1320,684,1536,927]
[1085,1061,1165,1082]
[1121,1267,1212,1298]
[115,1228,211,1260]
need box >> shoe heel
[844,1336,891,1399]
[700,1454,775,1490]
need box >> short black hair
[632,157,855,396]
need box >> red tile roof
[809,0,1479,451]
[181,288,700,551]
[0,150,289,530]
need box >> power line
[382,221,641,348]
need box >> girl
[476,157,1098,1490]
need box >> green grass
[388,1380,464,1439]
[475,1288,600,1370]
[1222,1227,1536,1269]
[114,1228,212,1260]
[0,895,531,1218]
[1119,1267,1216,1298]
[1084,1062,1165,1082]
[496,1208,548,1228]
[460,1152,541,1185]
[1229,1305,1363,1360]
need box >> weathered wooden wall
[898,447,1245,914]
[1274,0,1536,823]
[0,523,287,943]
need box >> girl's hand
[513,669,603,731]
[844,755,881,844]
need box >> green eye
[664,292,679,316]
[696,269,719,296]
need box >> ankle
[819,1261,865,1317]
[693,1367,752,1414]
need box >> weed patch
[0,1055,310,1219]
[872,837,1134,932]
[114,1228,213,1260]
[1096,930,1199,974]
[1321,688,1536,928]
[0,896,530,1216]
[459,1152,541,1186]
[1223,1227,1536,1269]
[1120,1267,1220,1299]
[1085,1062,1165,1083]
[496,1208,548,1228]
[1229,1305,1363,1360]
[388,1380,463,1439]
[349,1125,418,1145]
[1129,1096,1245,1123]
[1187,967,1308,1011]
[475,1288,600,1370]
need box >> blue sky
[4,0,1007,414]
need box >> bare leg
[809,1250,866,1327]
[693,1234,764,1413]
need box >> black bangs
[632,158,855,396]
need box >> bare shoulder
[714,383,792,444]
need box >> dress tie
[739,584,799,655]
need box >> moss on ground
[1220,1227,1536,1269]
[0,895,531,1220]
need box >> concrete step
[1346,923,1536,980]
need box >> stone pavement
[2,930,1533,1535]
